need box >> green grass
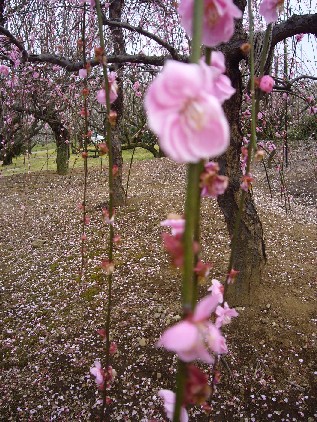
[1,144,155,177]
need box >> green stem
[190,0,204,63]
[95,1,115,420]
[173,1,204,420]
[80,3,89,280]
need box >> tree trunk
[2,153,13,166]
[218,56,266,306]
[51,122,70,175]
[109,0,126,206]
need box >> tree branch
[0,25,28,59]
[290,74,317,84]
[103,18,181,60]
[272,13,317,47]
[26,53,170,69]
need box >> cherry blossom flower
[259,75,275,93]
[90,360,105,389]
[215,302,238,328]
[157,293,226,363]
[194,260,212,281]
[100,259,114,274]
[78,68,87,78]
[207,278,224,302]
[98,143,108,155]
[259,0,284,24]
[97,72,118,105]
[200,161,229,198]
[145,60,230,163]
[184,365,211,405]
[306,95,314,104]
[241,174,254,191]
[158,389,189,422]
[201,52,236,103]
[109,342,118,355]
[161,215,185,236]
[102,208,115,225]
[0,65,10,76]
[80,0,95,7]
[162,232,199,268]
[179,0,242,47]
[162,233,185,267]
[295,33,304,42]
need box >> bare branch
[0,25,28,59]
[103,19,181,60]
[290,75,317,84]
[272,13,317,47]
[26,53,171,70]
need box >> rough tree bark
[218,58,267,306]
[215,0,266,306]
[50,120,70,175]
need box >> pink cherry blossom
[200,161,229,198]
[215,302,239,327]
[133,81,141,91]
[158,389,188,422]
[97,72,118,105]
[0,65,10,76]
[240,174,253,191]
[259,75,274,93]
[90,360,105,388]
[207,278,224,302]
[80,0,95,7]
[259,0,284,24]
[161,216,185,236]
[201,53,236,103]
[79,68,87,78]
[157,293,226,363]
[306,95,314,104]
[295,33,304,42]
[179,0,242,47]
[144,60,230,163]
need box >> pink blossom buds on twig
[240,42,251,55]
[109,110,117,127]
[184,365,211,405]
[240,174,254,192]
[100,259,114,274]
[98,143,109,156]
[200,161,229,199]
[227,268,239,284]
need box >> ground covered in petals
[0,144,316,421]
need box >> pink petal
[157,321,198,353]
[193,294,220,322]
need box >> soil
[0,143,316,421]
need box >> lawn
[0,143,155,177]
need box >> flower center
[205,2,220,27]
[181,99,206,131]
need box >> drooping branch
[289,74,317,84]
[103,19,181,60]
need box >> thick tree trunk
[218,56,266,306]
[2,153,13,166]
[51,123,70,175]
[109,0,126,206]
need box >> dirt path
[0,150,316,421]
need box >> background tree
[0,0,316,303]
